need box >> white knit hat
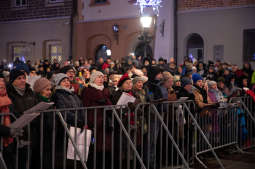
[53,73,69,86]
[89,71,104,84]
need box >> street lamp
[139,16,153,59]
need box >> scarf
[0,94,13,147]
[89,83,104,91]
[194,84,208,103]
[13,85,25,96]
[55,85,75,93]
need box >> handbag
[67,126,92,162]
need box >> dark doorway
[243,29,255,62]
[95,44,110,62]
[186,33,204,62]
[134,42,153,61]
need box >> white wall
[153,0,174,62]
[177,7,255,67]
[82,0,141,22]
[0,18,71,63]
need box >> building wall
[0,0,73,63]
[153,0,175,61]
[178,0,255,11]
[0,0,72,22]
[74,17,154,61]
[177,6,255,66]
[0,18,71,62]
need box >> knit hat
[118,73,131,87]
[53,73,69,86]
[132,76,148,85]
[147,66,162,81]
[181,77,192,87]
[60,65,76,74]
[208,81,217,88]
[33,77,51,93]
[89,71,104,84]
[192,73,203,84]
[9,69,25,84]
[173,75,181,83]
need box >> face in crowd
[13,74,26,90]
[133,80,144,91]
[60,78,71,89]
[122,79,133,91]
[66,69,75,81]
[94,75,104,87]
[41,84,52,99]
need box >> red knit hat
[118,73,131,87]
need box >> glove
[10,128,24,137]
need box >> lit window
[15,0,27,7]
[12,45,31,62]
[49,45,62,63]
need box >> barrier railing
[229,96,255,150]
[1,96,254,169]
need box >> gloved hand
[10,128,23,137]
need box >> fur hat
[118,73,131,87]
[173,75,181,83]
[132,76,148,85]
[89,71,104,84]
[9,69,25,84]
[192,73,203,84]
[53,73,69,86]
[33,78,51,93]
[208,81,217,88]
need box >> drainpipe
[173,0,178,65]
[69,0,77,61]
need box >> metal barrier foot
[195,155,208,169]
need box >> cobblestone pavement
[193,149,255,169]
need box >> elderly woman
[82,71,113,169]
[52,73,85,168]
[33,77,53,169]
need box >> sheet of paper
[23,102,54,114]
[178,97,189,102]
[116,92,136,105]
[9,113,40,129]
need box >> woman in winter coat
[82,71,113,169]
[33,77,53,169]
[52,73,85,168]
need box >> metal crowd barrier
[1,96,254,169]
[229,96,255,150]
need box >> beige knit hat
[33,77,51,93]
[89,71,104,84]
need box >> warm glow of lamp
[140,16,153,28]
[106,49,111,56]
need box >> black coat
[7,83,37,118]
[53,88,85,127]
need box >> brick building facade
[178,0,255,10]
[0,0,73,63]
[0,0,73,22]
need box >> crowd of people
[0,55,255,169]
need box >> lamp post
[139,16,153,59]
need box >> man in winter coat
[6,69,38,169]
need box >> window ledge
[45,0,65,7]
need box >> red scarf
[0,94,13,147]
